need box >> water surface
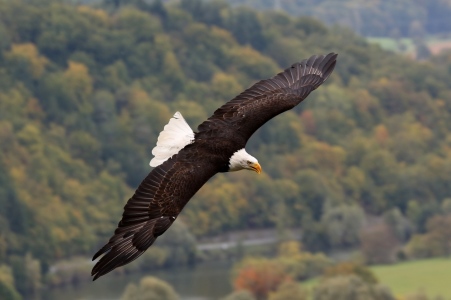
[42,261,233,300]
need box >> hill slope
[0,0,451,270]
[225,0,451,37]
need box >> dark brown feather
[197,53,337,141]
[91,154,217,280]
[92,53,337,280]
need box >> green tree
[121,276,179,300]
[226,7,267,50]
[324,262,378,284]
[0,265,22,300]
[383,208,413,242]
[321,204,365,248]
[10,254,41,296]
[313,275,395,300]
[406,215,451,258]
[269,281,308,300]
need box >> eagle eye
[246,160,251,165]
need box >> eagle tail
[150,111,194,167]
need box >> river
[38,228,292,299]
[41,261,234,300]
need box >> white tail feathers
[149,112,194,167]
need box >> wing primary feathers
[92,157,218,281]
[197,52,337,138]
[93,247,141,281]
[92,53,337,281]
[92,245,111,261]
[306,55,317,74]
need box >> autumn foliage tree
[233,258,291,300]
[2,0,451,296]
[360,224,399,264]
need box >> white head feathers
[228,149,261,173]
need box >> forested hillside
[1,0,451,297]
[226,0,451,37]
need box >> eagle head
[228,149,262,174]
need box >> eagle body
[194,132,247,172]
[92,53,338,280]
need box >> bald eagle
[92,53,337,280]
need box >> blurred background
[1,0,451,299]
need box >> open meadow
[368,36,451,57]
[303,258,451,298]
[372,258,451,299]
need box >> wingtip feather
[92,245,110,261]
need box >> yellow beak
[250,162,262,174]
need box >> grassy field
[303,258,451,298]
[372,258,451,298]
[367,37,416,53]
[367,36,451,57]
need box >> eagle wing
[92,53,337,280]
[198,53,337,141]
[91,152,217,280]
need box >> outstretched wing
[92,53,337,280]
[91,152,217,280]
[198,53,337,141]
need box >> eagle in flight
[92,53,337,280]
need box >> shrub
[233,258,291,300]
[268,281,308,300]
[323,262,378,284]
[0,265,22,300]
[121,276,179,300]
[313,275,395,300]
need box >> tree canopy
[1,0,451,295]
[225,0,451,37]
